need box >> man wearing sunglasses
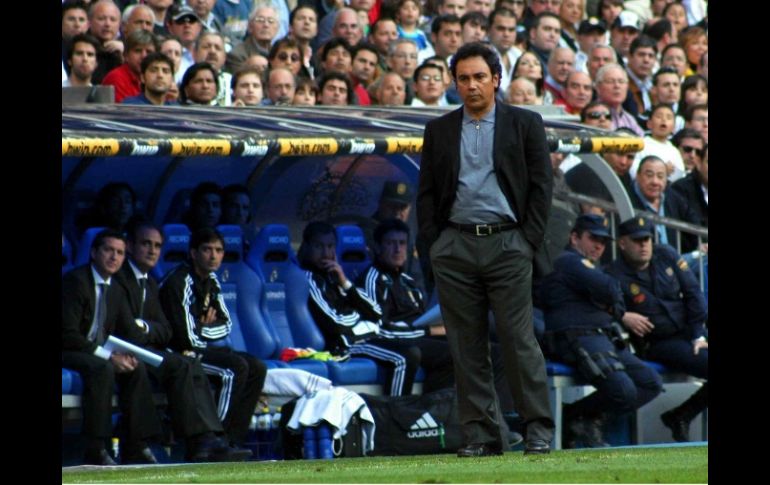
[165,4,203,79]
[411,62,447,106]
[671,130,707,229]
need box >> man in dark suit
[62,229,162,465]
[671,143,708,229]
[114,221,250,462]
[417,42,555,457]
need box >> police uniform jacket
[539,247,626,333]
[606,244,707,341]
[357,261,426,339]
[159,262,232,352]
[305,268,382,354]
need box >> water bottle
[111,437,120,463]
[316,423,334,460]
[302,426,317,459]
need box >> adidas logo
[407,412,441,438]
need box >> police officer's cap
[618,216,654,239]
[380,181,413,205]
[573,214,613,240]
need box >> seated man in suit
[62,229,161,465]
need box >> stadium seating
[62,233,74,275]
[151,224,191,281]
[73,226,106,267]
[334,224,371,284]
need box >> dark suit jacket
[113,262,173,349]
[629,186,701,253]
[417,103,553,251]
[671,171,708,229]
[62,264,140,354]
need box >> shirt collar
[90,264,111,286]
[463,102,496,124]
[128,259,148,281]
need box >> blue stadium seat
[162,188,192,225]
[151,224,191,281]
[334,224,371,284]
[62,233,74,275]
[74,226,106,267]
[62,368,83,395]
[546,361,577,377]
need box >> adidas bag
[361,388,462,455]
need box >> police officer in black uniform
[607,216,708,442]
[539,214,663,448]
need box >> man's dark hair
[637,155,664,172]
[125,28,159,53]
[652,65,679,86]
[321,37,353,62]
[231,66,263,90]
[488,7,517,28]
[63,0,88,18]
[649,102,675,118]
[91,228,127,252]
[289,3,317,24]
[68,33,101,60]
[684,103,707,122]
[190,227,224,251]
[629,34,657,55]
[297,221,336,269]
[179,62,219,103]
[531,11,560,31]
[580,100,610,122]
[140,51,174,74]
[373,218,410,245]
[671,127,704,147]
[370,16,396,37]
[318,71,354,104]
[642,18,672,42]
[268,36,301,61]
[126,219,164,244]
[432,14,461,35]
[352,41,379,60]
[450,42,502,91]
[189,182,221,209]
[660,42,684,59]
[681,73,707,94]
[460,11,488,29]
[413,61,443,83]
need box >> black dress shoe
[661,410,690,442]
[524,439,550,455]
[83,449,118,466]
[122,447,159,465]
[563,416,609,448]
[457,443,503,457]
[212,443,253,462]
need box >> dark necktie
[138,277,147,319]
[95,283,108,345]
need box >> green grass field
[62,445,707,483]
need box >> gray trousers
[430,227,554,447]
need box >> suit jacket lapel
[447,107,463,183]
[493,103,513,174]
[119,264,142,317]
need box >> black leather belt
[447,221,519,236]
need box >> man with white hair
[225,3,279,73]
[594,63,643,135]
[122,3,156,37]
[544,46,575,105]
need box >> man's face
[583,105,612,129]
[320,79,349,105]
[388,43,418,79]
[695,148,708,186]
[323,45,352,74]
[188,0,216,18]
[652,72,680,104]
[125,43,156,75]
[169,15,203,46]
[636,159,667,201]
[415,67,445,104]
[462,20,487,44]
[507,78,537,105]
[124,7,155,36]
[628,46,656,79]
[378,200,411,222]
[352,49,379,83]
[376,230,408,271]
[530,0,562,14]
[577,31,604,55]
[455,56,499,115]
[603,151,635,175]
[588,46,614,79]
[333,10,362,46]
[530,17,561,52]
[618,235,653,268]
[467,0,493,17]
[195,34,225,70]
[369,20,398,55]
[91,237,126,277]
[647,107,674,139]
[272,46,302,75]
[69,41,98,80]
[432,22,462,57]
[291,7,318,42]
[350,0,376,11]
[610,27,638,57]
[190,240,224,274]
[596,67,627,107]
[688,108,708,142]
[223,193,250,225]
[678,137,704,172]
[564,72,592,110]
[89,2,120,42]
[268,70,296,104]
[308,233,337,268]
[378,74,406,105]
[661,47,687,77]
[571,231,607,262]
[489,15,517,52]
[142,60,173,96]
[194,192,221,226]
[128,227,163,273]
[251,7,279,43]
[439,0,467,17]
[161,40,182,72]
[63,7,89,39]
[233,73,263,105]
[548,49,575,84]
